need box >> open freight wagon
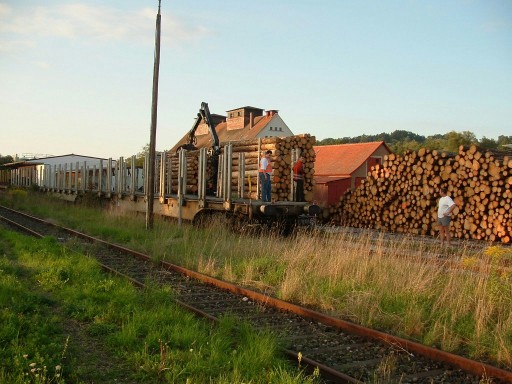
[113,136,321,231]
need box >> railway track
[316,224,492,257]
[314,225,512,279]
[1,205,511,384]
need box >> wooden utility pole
[146,0,161,229]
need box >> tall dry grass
[165,217,511,368]
[272,230,512,368]
[1,191,510,369]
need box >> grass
[0,219,319,383]
[1,189,512,372]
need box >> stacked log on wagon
[329,145,512,243]
[165,134,317,201]
[160,153,199,194]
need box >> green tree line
[0,154,14,165]
[316,130,512,154]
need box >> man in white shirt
[259,150,272,202]
[437,187,456,246]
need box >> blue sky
[1,0,511,159]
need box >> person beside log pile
[293,155,305,202]
[331,144,511,243]
[259,150,273,202]
[437,187,456,246]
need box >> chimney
[249,112,254,129]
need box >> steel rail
[0,208,352,383]
[283,349,363,384]
[2,205,511,383]
[157,261,512,383]
[0,215,45,238]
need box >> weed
[372,353,397,383]
[1,229,319,383]
[2,191,511,371]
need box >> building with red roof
[171,106,294,152]
[170,107,392,208]
[313,142,392,206]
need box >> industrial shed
[0,154,117,190]
[0,160,43,188]
[313,176,351,207]
[312,142,392,206]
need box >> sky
[1,0,511,160]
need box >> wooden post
[146,0,161,229]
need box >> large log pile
[329,145,512,243]
[166,134,317,201]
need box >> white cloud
[0,2,212,51]
[35,60,49,69]
[0,38,35,52]
[0,2,9,15]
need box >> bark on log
[331,145,512,243]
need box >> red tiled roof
[313,142,390,176]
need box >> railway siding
[2,205,511,383]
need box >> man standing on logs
[293,155,305,202]
[437,187,456,246]
[259,150,273,202]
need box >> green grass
[1,189,512,372]
[0,222,319,383]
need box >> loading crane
[179,102,220,155]
[178,102,220,195]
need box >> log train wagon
[34,136,320,228]
[132,135,321,228]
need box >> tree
[497,135,512,147]
[479,137,497,150]
[0,155,14,165]
[423,137,447,152]
[317,138,338,145]
[137,144,150,159]
[389,130,425,143]
[445,131,477,152]
[124,144,150,167]
[315,130,510,154]
[389,139,422,154]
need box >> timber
[166,134,317,201]
[330,145,512,244]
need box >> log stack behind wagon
[330,145,512,243]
